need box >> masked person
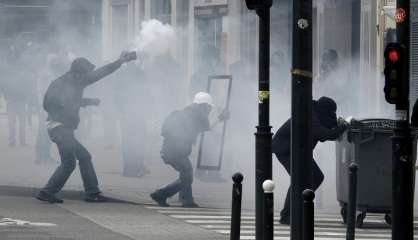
[36,52,136,203]
[272,97,347,224]
[150,92,230,207]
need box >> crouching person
[273,96,347,224]
[150,92,229,207]
[36,52,136,203]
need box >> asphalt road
[0,186,227,240]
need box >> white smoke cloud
[134,19,175,58]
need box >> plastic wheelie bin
[336,118,416,227]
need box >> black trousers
[274,153,324,218]
[42,127,100,195]
[156,156,194,204]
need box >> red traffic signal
[388,50,399,63]
[383,42,407,106]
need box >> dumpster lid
[350,118,396,129]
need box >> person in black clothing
[36,52,136,203]
[150,92,230,208]
[272,96,347,224]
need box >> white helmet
[193,92,214,106]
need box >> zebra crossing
[146,206,418,240]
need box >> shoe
[182,201,199,208]
[36,191,64,204]
[150,192,169,207]
[84,193,108,202]
[279,216,290,225]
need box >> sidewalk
[0,186,228,240]
[0,117,347,213]
[0,117,256,210]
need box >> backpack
[161,110,183,138]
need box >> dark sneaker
[150,192,169,207]
[84,193,108,203]
[182,202,199,208]
[36,191,64,204]
[279,215,290,225]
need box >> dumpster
[336,118,416,227]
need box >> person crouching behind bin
[150,92,230,208]
[272,96,348,224]
[36,52,136,204]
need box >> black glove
[218,109,231,122]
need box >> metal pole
[291,0,313,240]
[302,189,315,240]
[230,173,243,240]
[346,163,358,240]
[351,0,361,114]
[263,180,275,240]
[255,6,273,240]
[393,1,414,240]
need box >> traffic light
[245,0,272,10]
[384,42,407,106]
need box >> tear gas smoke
[133,19,175,58]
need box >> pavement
[0,186,227,240]
[0,116,264,210]
[0,117,234,240]
[1,115,418,239]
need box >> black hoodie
[272,97,346,156]
[43,58,122,129]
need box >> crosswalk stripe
[156,210,395,220]
[168,214,416,224]
[200,225,392,233]
[184,220,349,227]
[240,237,418,240]
[157,210,253,215]
[145,206,418,239]
[215,230,394,238]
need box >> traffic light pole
[392,1,414,239]
[290,1,313,240]
[255,7,272,240]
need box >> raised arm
[84,51,137,86]
[80,98,100,107]
[84,60,122,86]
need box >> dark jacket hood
[70,57,95,74]
[314,96,337,129]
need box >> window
[137,0,145,23]
[151,0,171,24]
[111,4,129,53]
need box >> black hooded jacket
[43,58,122,129]
[272,97,346,156]
[160,104,211,159]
